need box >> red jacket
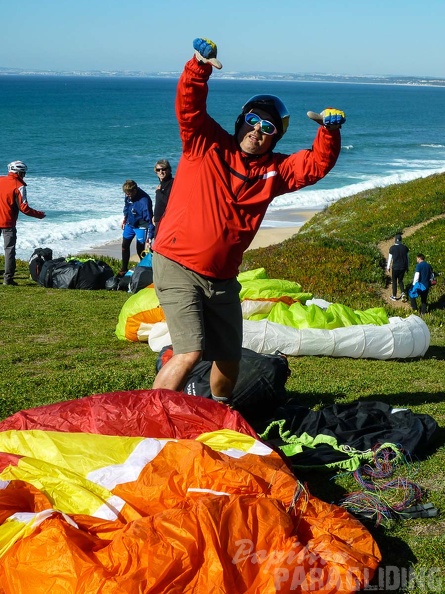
[0,173,44,227]
[154,57,341,279]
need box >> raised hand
[307,108,346,129]
[193,38,222,70]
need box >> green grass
[1,173,445,593]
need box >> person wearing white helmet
[0,161,46,285]
[152,38,345,404]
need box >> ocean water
[1,75,445,261]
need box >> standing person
[409,253,434,315]
[152,37,345,404]
[0,161,46,286]
[387,232,409,301]
[120,180,154,275]
[153,159,174,237]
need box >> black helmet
[235,94,290,146]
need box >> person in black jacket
[152,159,174,237]
[386,233,409,301]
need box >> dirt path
[377,214,445,308]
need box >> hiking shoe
[401,293,407,302]
[3,279,18,286]
[390,295,398,301]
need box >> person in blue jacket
[409,253,434,315]
[120,180,154,274]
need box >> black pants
[391,269,406,296]
[121,237,144,272]
[410,289,429,315]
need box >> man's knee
[176,351,202,369]
[153,350,202,391]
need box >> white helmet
[8,160,28,174]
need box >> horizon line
[1,66,445,86]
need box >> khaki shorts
[153,252,242,361]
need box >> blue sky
[1,0,444,78]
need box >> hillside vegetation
[243,173,445,314]
[1,172,445,593]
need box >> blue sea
[1,75,445,261]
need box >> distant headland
[0,66,444,87]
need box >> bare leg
[153,351,202,391]
[210,360,239,400]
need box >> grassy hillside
[243,172,445,316]
[1,173,445,593]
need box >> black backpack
[38,258,114,290]
[29,248,53,282]
[129,266,153,294]
[157,346,291,426]
[37,257,66,287]
[51,260,81,289]
[75,259,114,290]
[105,273,134,292]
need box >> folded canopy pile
[0,390,381,593]
[116,268,430,359]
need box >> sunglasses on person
[244,112,277,135]
[156,167,168,172]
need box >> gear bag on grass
[105,275,120,291]
[106,271,133,291]
[156,346,290,422]
[38,258,114,289]
[29,247,53,282]
[129,266,153,294]
[51,260,80,289]
[74,259,114,289]
[259,400,439,471]
[129,252,153,293]
[38,257,66,287]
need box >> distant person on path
[120,180,154,275]
[153,159,174,237]
[387,232,409,301]
[152,37,345,405]
[409,253,434,315]
[0,161,46,286]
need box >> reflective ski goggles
[244,112,277,135]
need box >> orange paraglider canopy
[0,390,381,593]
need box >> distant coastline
[1,67,445,87]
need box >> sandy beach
[82,209,319,261]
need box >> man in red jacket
[0,161,46,285]
[153,38,345,404]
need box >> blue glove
[193,38,222,69]
[321,108,346,129]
